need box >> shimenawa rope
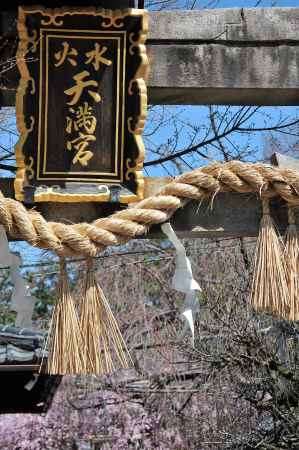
[1,160,299,258]
[2,159,299,374]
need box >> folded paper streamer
[161,222,201,346]
[0,225,36,328]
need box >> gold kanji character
[66,115,75,134]
[67,132,95,166]
[85,43,112,71]
[64,71,101,106]
[66,102,97,135]
[54,41,78,67]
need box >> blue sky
[144,105,299,177]
[144,0,299,175]
[169,0,299,8]
[214,0,299,7]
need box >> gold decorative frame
[15,6,148,203]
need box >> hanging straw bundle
[79,259,132,374]
[250,198,290,318]
[284,206,299,321]
[46,258,86,374]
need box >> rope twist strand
[1,161,299,257]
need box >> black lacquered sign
[15,7,148,202]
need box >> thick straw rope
[1,161,299,257]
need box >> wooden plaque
[15,6,148,203]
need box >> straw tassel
[285,206,299,321]
[79,259,132,374]
[46,258,86,375]
[250,198,290,318]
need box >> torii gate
[0,0,298,411]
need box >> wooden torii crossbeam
[1,7,299,106]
